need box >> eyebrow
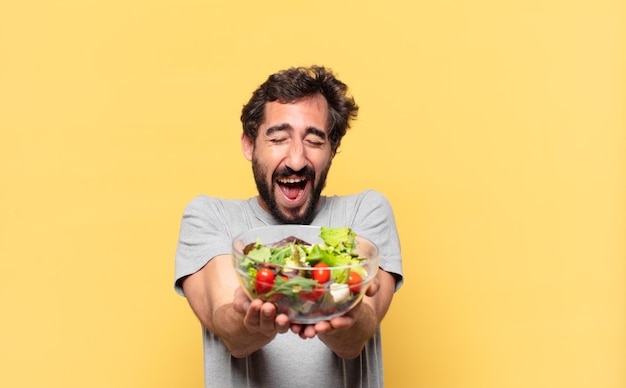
[265,123,327,140]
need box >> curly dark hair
[240,66,359,153]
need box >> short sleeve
[173,196,232,296]
[350,190,404,291]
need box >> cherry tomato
[312,262,331,284]
[300,285,324,302]
[255,268,275,294]
[348,271,363,293]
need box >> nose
[285,139,307,172]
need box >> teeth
[278,177,306,184]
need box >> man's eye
[306,139,324,146]
[269,137,286,144]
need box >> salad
[236,226,374,320]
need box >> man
[174,66,403,387]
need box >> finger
[258,302,277,334]
[275,314,290,333]
[293,324,312,339]
[243,299,263,330]
[290,323,303,335]
[301,324,318,339]
[365,277,380,297]
[317,315,355,335]
[328,315,354,330]
[233,287,251,313]
[313,320,333,334]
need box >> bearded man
[174,66,403,388]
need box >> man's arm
[181,254,291,358]
[291,268,397,359]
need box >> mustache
[273,166,315,180]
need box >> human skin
[182,94,396,359]
[242,93,333,224]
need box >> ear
[241,133,254,161]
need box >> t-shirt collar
[247,196,327,225]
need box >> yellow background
[1,1,624,387]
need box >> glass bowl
[232,225,380,324]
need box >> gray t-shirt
[174,190,403,388]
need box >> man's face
[242,94,334,224]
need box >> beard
[252,157,330,224]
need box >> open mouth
[277,177,309,201]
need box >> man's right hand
[182,255,293,358]
[233,287,291,336]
